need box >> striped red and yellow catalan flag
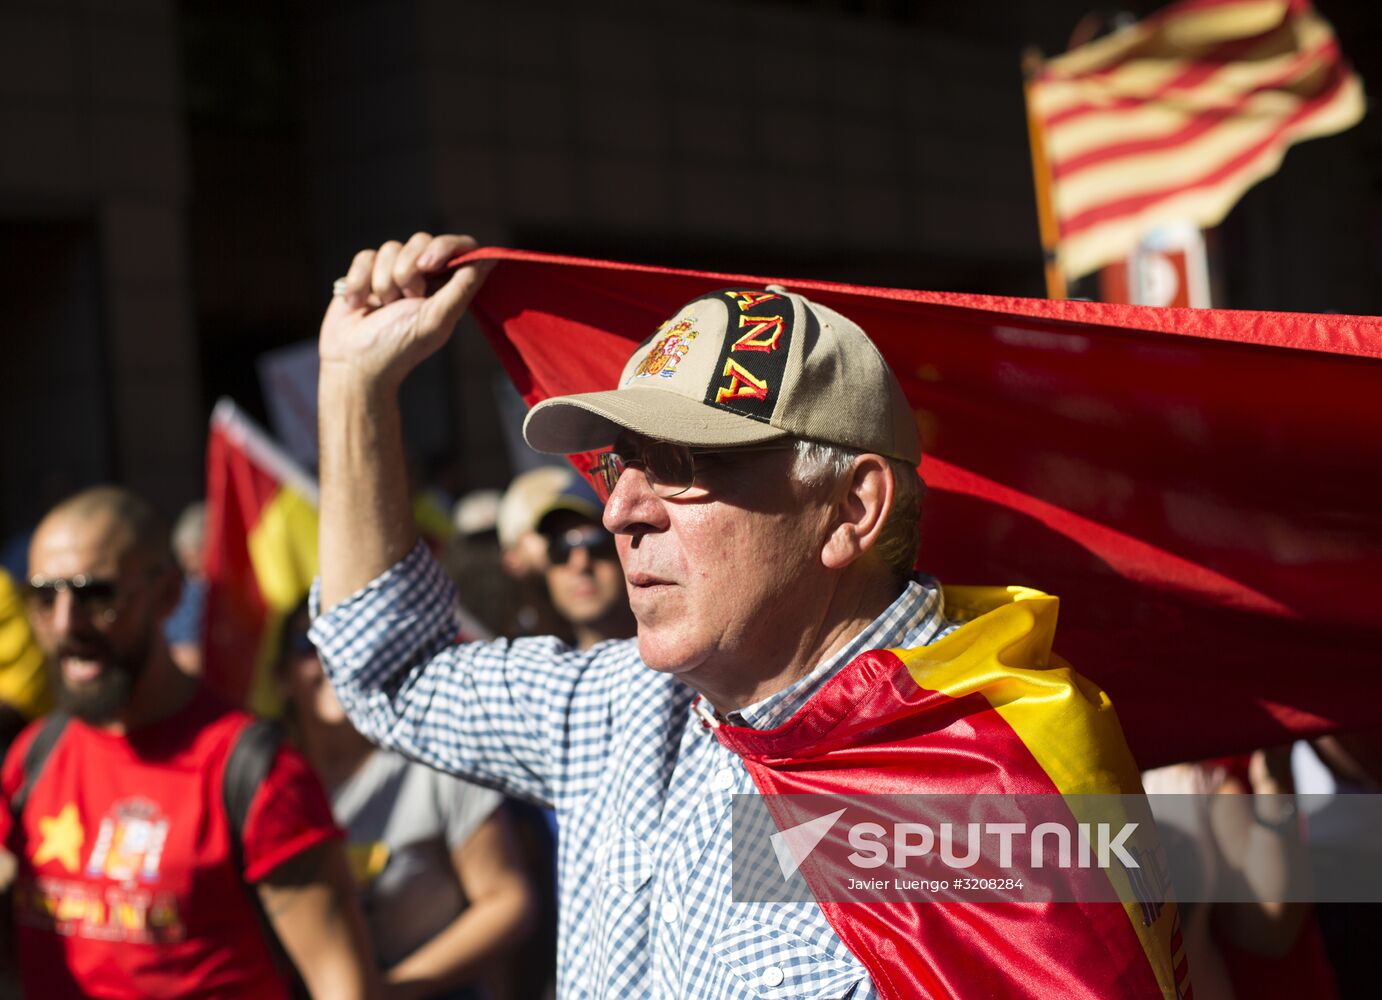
[1028,0,1365,279]
[202,399,320,716]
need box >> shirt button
[762,966,785,987]
[713,768,736,791]
[660,901,679,924]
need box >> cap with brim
[523,385,791,456]
[522,286,920,464]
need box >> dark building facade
[2,0,1378,538]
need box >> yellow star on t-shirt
[33,802,84,873]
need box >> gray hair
[791,440,923,581]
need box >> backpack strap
[222,717,284,865]
[9,711,70,821]
[221,718,307,990]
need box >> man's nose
[602,465,669,536]
[47,590,79,634]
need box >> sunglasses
[586,438,796,503]
[547,525,618,566]
[25,575,122,623]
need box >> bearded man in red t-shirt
[0,486,379,999]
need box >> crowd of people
[0,228,1373,998]
[0,456,638,997]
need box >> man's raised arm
[309,234,626,807]
[316,232,490,610]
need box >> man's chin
[634,629,704,676]
[58,663,135,725]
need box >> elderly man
[313,234,1181,999]
[1,487,379,999]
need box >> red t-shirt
[0,686,341,999]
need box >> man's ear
[821,454,893,571]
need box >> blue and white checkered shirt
[311,541,955,999]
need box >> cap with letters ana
[522,287,920,464]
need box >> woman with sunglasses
[534,505,635,653]
[275,603,536,1000]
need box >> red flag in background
[1027,0,1365,280]
[202,399,489,714]
[459,247,1382,770]
[201,399,321,715]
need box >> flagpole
[1022,48,1067,300]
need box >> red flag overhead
[459,247,1382,770]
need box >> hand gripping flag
[458,247,1382,770]
[1027,0,1365,279]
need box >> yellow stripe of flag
[893,587,1180,999]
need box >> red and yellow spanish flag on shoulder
[458,247,1382,769]
[202,399,320,716]
[1027,0,1365,279]
[716,588,1188,999]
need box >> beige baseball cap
[496,466,603,550]
[522,287,920,464]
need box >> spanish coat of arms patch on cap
[630,319,698,381]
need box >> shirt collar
[706,573,949,731]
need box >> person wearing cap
[497,467,634,652]
[311,235,1180,1000]
[495,467,583,588]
